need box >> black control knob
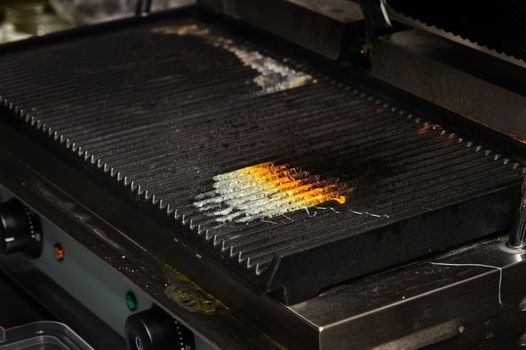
[125,306,196,350]
[0,198,43,258]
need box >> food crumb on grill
[193,162,353,223]
[418,123,443,135]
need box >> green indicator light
[125,291,138,311]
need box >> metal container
[0,321,94,350]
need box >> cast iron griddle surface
[0,15,523,303]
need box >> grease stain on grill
[193,162,354,223]
[162,263,225,313]
[151,24,312,94]
[418,124,443,135]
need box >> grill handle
[509,176,526,249]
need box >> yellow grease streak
[238,163,349,209]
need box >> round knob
[0,198,43,258]
[125,307,195,350]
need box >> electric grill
[1,1,526,349]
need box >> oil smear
[151,24,313,94]
[193,162,353,224]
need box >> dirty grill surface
[0,15,523,304]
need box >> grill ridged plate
[0,15,523,304]
[388,0,526,62]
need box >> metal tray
[0,321,93,350]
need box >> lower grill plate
[0,13,523,304]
